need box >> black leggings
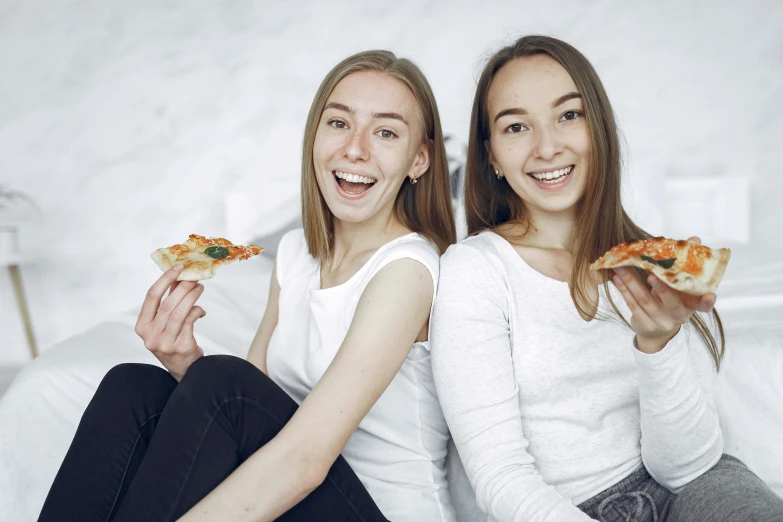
[38,355,389,522]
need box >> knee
[701,454,755,482]
[97,363,176,404]
[185,355,260,382]
[673,455,783,520]
[179,355,268,397]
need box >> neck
[331,209,408,265]
[513,206,578,251]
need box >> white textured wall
[1,0,782,362]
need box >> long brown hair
[300,50,456,260]
[465,35,725,370]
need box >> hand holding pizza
[134,264,206,381]
[611,237,717,354]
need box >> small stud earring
[410,177,418,185]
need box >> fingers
[162,285,205,345]
[614,268,664,316]
[153,280,199,331]
[648,276,692,324]
[168,281,182,296]
[174,307,206,354]
[613,268,659,326]
[137,264,184,330]
[697,293,716,313]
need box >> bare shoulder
[351,258,433,343]
[367,257,434,296]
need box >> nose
[532,125,561,161]
[344,128,370,162]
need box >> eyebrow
[493,91,583,122]
[493,107,527,122]
[323,102,408,125]
[373,112,408,125]
[552,91,582,108]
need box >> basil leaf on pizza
[151,235,263,281]
[590,237,730,295]
[639,255,676,269]
[204,246,230,259]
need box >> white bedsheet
[0,248,781,522]
[0,256,272,522]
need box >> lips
[527,165,574,183]
[333,170,376,197]
[334,171,376,185]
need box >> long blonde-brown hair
[465,35,724,370]
[301,50,456,260]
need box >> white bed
[0,245,781,522]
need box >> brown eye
[560,111,582,121]
[506,123,525,133]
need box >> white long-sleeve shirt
[430,232,723,522]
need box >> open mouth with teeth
[527,165,574,185]
[333,170,377,196]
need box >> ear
[409,140,431,182]
[484,139,498,173]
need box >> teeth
[335,171,376,184]
[531,166,573,182]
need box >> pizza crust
[150,249,219,281]
[150,235,263,281]
[590,238,731,295]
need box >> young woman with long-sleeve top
[430,35,783,522]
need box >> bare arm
[246,263,280,375]
[178,258,433,522]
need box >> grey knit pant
[578,454,783,522]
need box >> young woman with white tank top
[267,228,450,520]
[39,50,457,522]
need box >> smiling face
[312,70,430,226]
[486,54,591,219]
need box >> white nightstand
[0,225,38,359]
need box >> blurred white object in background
[662,176,750,245]
[225,122,302,247]
[0,225,19,255]
[225,189,300,246]
[0,223,41,360]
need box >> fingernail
[613,275,624,287]
[173,264,184,272]
[197,283,204,290]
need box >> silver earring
[495,169,502,180]
[410,177,418,185]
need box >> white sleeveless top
[266,228,456,522]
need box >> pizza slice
[590,237,731,295]
[151,234,263,281]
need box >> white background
[1,0,782,363]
